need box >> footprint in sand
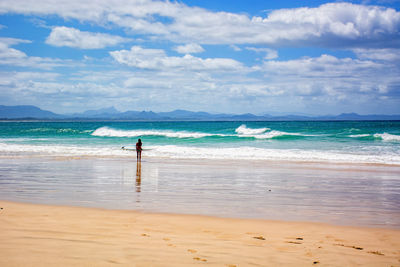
[193,257,207,262]
[285,237,303,244]
[286,241,302,245]
[188,249,197,253]
[368,251,384,256]
[334,244,363,250]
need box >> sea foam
[235,124,269,135]
[91,126,225,139]
[1,142,400,165]
[235,124,310,139]
[91,125,308,140]
[374,133,400,142]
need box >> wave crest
[235,124,306,139]
[92,125,310,140]
[374,133,400,141]
[235,124,269,135]
[91,127,224,139]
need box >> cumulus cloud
[0,38,66,69]
[257,54,400,100]
[110,46,244,71]
[46,26,131,49]
[174,43,204,54]
[246,47,278,60]
[2,50,399,114]
[353,48,400,61]
[1,1,399,48]
[261,55,379,77]
[258,3,400,47]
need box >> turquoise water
[1,121,400,164]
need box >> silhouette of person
[136,138,142,161]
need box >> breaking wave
[374,133,400,142]
[91,125,310,140]
[91,127,226,139]
[349,133,400,141]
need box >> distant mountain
[317,113,400,121]
[1,105,400,120]
[159,109,211,119]
[0,105,61,119]
[70,107,120,118]
[119,111,163,120]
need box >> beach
[1,121,400,265]
[1,154,400,266]
[1,200,400,266]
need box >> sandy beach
[1,153,400,266]
[1,200,399,266]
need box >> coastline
[1,200,400,266]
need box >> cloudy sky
[0,0,399,115]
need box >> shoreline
[3,152,400,168]
[1,200,400,266]
[2,140,400,166]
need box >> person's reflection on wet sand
[136,161,141,193]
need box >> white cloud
[46,26,131,49]
[1,1,399,48]
[2,51,399,114]
[353,48,400,61]
[261,55,379,77]
[0,37,31,46]
[246,47,278,60]
[0,38,66,69]
[230,45,241,51]
[174,43,204,54]
[257,54,400,101]
[110,46,244,71]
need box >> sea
[1,120,400,164]
[1,120,400,227]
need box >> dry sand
[1,200,399,266]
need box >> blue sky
[0,0,399,115]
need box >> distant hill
[0,105,62,119]
[1,105,400,121]
[72,106,120,117]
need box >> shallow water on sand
[1,155,399,228]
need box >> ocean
[1,120,400,227]
[1,120,400,164]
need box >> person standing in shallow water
[136,138,142,162]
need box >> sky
[0,0,399,115]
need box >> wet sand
[1,200,400,266]
[1,156,400,228]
